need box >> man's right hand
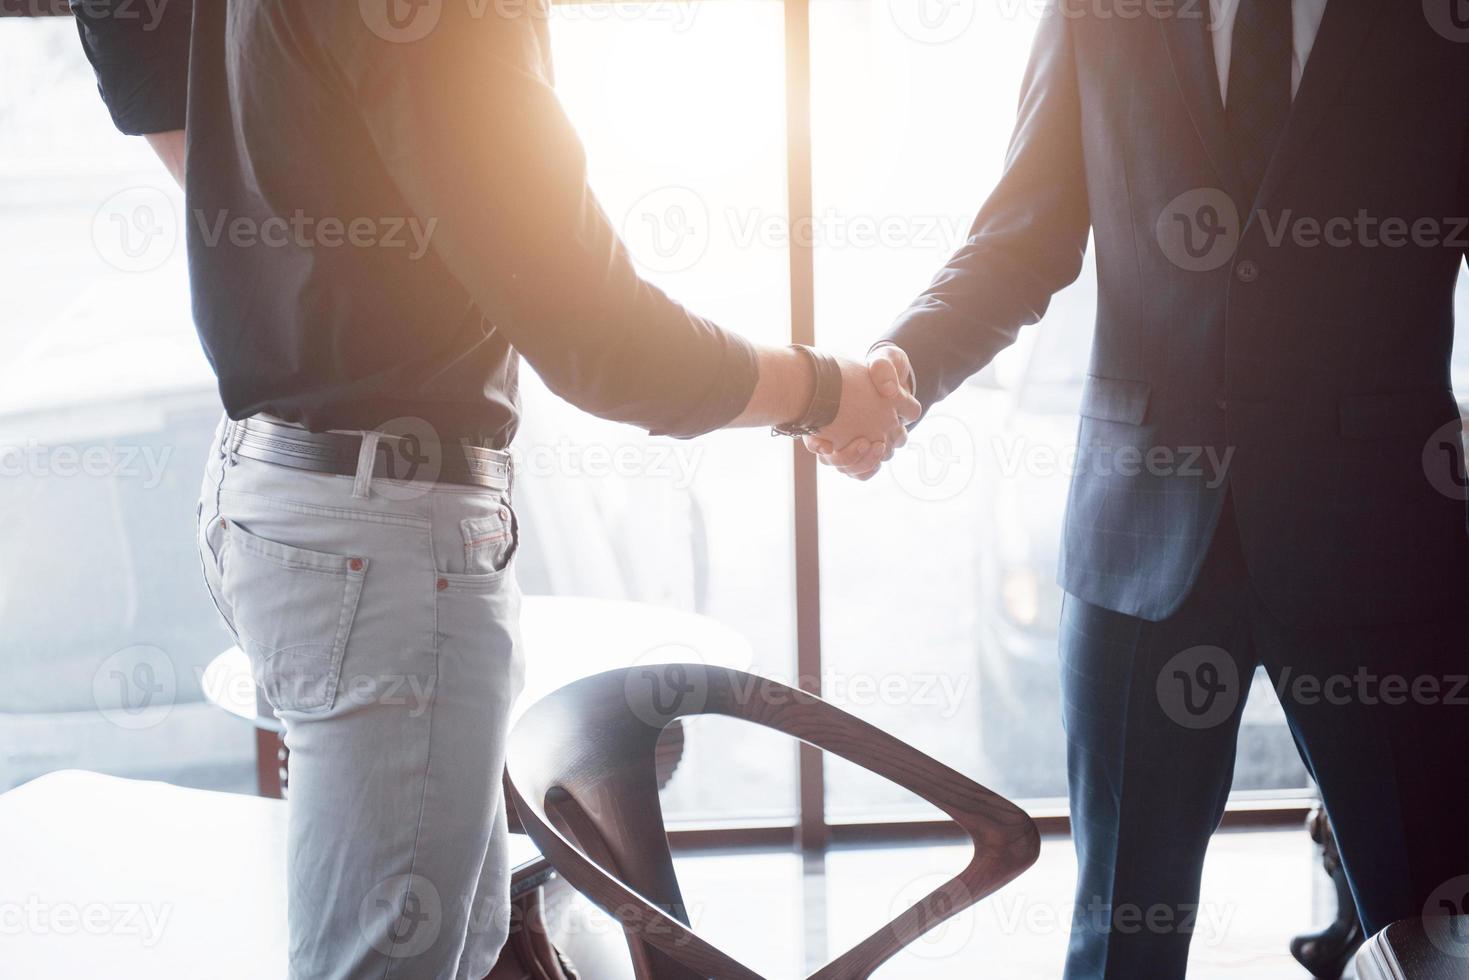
[803,345,919,481]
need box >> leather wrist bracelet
[772,344,842,437]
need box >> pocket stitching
[1079,375,1151,426]
[220,521,368,713]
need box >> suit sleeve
[880,3,1091,416]
[335,5,758,439]
[70,0,192,135]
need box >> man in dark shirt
[73,1,915,976]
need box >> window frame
[4,0,1313,845]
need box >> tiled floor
[667,828,1332,978]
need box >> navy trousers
[1060,499,1469,979]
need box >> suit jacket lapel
[1159,6,1248,210]
[1251,0,1388,216]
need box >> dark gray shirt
[73,0,758,445]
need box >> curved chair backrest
[506,664,1040,980]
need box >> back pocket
[218,519,368,713]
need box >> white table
[0,770,630,980]
[0,771,291,978]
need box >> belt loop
[226,419,244,467]
[352,431,383,500]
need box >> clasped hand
[802,346,920,481]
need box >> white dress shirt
[1211,0,1330,103]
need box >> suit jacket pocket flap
[1080,375,1151,426]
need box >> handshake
[800,345,921,481]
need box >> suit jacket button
[1216,398,1229,411]
[1235,260,1260,283]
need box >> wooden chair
[506,664,1041,979]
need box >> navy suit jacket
[884,0,1469,628]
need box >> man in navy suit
[814,2,1469,976]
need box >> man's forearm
[145,130,186,188]
[730,345,816,429]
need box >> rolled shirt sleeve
[328,2,758,439]
[71,0,192,135]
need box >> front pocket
[218,519,368,713]
[460,505,519,577]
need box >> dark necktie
[1225,0,1293,202]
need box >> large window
[5,2,1469,839]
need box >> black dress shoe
[1290,806,1365,979]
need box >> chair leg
[1290,806,1364,980]
[255,729,288,799]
